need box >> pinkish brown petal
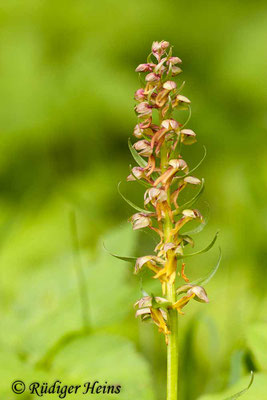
[135,63,156,72]
[134,88,146,101]
[169,158,188,171]
[130,213,152,230]
[161,119,179,130]
[144,187,168,205]
[163,81,177,91]
[171,66,182,76]
[167,56,182,65]
[176,94,191,104]
[188,286,209,303]
[135,102,152,116]
[145,72,160,82]
[133,140,153,157]
[127,166,145,181]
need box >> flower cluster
[126,41,212,343]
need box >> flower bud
[152,40,169,53]
[152,41,170,61]
[152,41,161,52]
[161,41,170,50]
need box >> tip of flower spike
[152,40,170,52]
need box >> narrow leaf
[147,52,152,63]
[178,179,205,212]
[179,231,219,259]
[138,72,145,87]
[224,371,254,400]
[180,146,207,178]
[118,182,149,213]
[128,138,147,168]
[176,80,185,94]
[103,243,137,263]
[190,247,222,286]
[164,95,173,119]
[181,105,192,128]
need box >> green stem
[160,115,179,400]
[166,283,178,400]
[163,177,179,400]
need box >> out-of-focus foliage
[0,0,266,399]
[0,224,155,399]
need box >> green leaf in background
[246,323,267,371]
[0,223,137,364]
[0,335,156,400]
[197,372,266,400]
[51,334,156,400]
[224,371,254,399]
[128,138,147,168]
[0,350,51,398]
[0,0,267,397]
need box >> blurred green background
[0,0,267,399]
